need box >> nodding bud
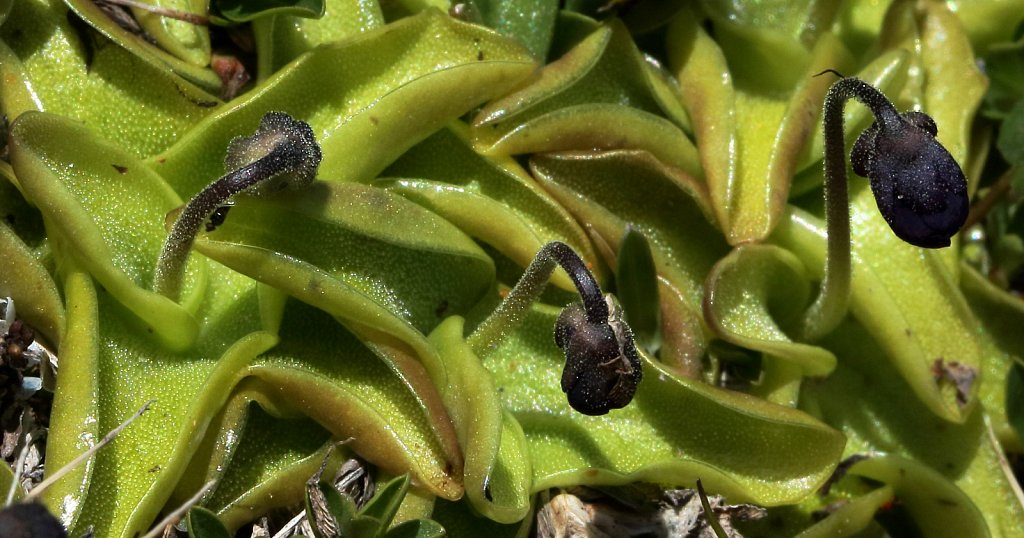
[467,241,644,415]
[224,111,322,196]
[154,111,322,300]
[555,296,642,416]
[850,109,968,249]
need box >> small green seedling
[304,471,444,538]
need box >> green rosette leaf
[802,321,1024,537]
[531,150,725,371]
[0,220,63,345]
[178,394,333,531]
[669,8,853,244]
[39,269,100,531]
[190,182,497,491]
[474,19,699,178]
[186,506,231,538]
[9,112,203,351]
[703,244,837,378]
[217,0,325,22]
[64,0,222,93]
[152,9,536,198]
[458,0,558,60]
[251,0,383,80]
[428,317,532,523]
[703,244,836,407]
[50,266,274,538]
[129,0,212,67]
[0,1,214,157]
[380,123,596,291]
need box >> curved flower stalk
[468,241,642,416]
[801,74,969,341]
[154,112,322,300]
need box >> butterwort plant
[3,1,1022,537]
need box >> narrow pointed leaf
[616,227,661,354]
[656,276,706,378]
[186,506,231,538]
[360,474,410,529]
[306,480,355,538]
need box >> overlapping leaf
[251,0,383,80]
[10,112,204,351]
[379,123,596,291]
[800,321,1024,537]
[531,150,725,371]
[0,0,215,156]
[64,0,222,93]
[473,17,700,179]
[482,302,845,506]
[152,9,537,197]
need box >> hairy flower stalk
[468,241,642,415]
[801,75,968,341]
[153,112,322,300]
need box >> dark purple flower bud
[555,299,642,416]
[0,503,67,538]
[470,241,643,415]
[850,110,968,248]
